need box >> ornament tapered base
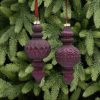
[62,68,74,84]
[32,61,45,82]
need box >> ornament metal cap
[34,20,40,24]
[64,23,71,27]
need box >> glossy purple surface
[56,25,80,84]
[25,24,51,81]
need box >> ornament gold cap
[64,23,71,27]
[34,20,40,24]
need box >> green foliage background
[0,0,100,100]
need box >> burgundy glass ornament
[55,23,80,84]
[25,21,51,82]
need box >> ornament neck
[32,21,43,38]
[60,23,74,45]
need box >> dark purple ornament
[55,23,80,84]
[25,21,51,82]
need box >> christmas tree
[0,0,100,100]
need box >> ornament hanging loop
[34,0,39,22]
[65,0,70,24]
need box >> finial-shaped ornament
[25,0,51,82]
[55,23,80,84]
